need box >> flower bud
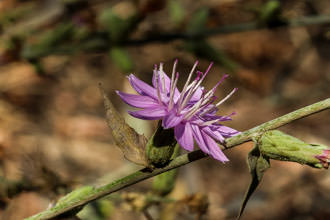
[259,130,329,169]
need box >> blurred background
[0,0,329,219]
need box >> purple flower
[315,149,330,169]
[116,60,239,162]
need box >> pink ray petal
[202,126,225,143]
[152,69,172,94]
[128,74,157,99]
[191,124,210,154]
[202,131,229,162]
[174,123,194,151]
[116,91,159,108]
[162,110,184,129]
[128,108,167,120]
[215,125,240,137]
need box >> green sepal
[146,122,177,168]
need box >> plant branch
[26,98,330,220]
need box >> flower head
[116,60,239,162]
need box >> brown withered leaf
[99,84,148,166]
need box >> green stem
[25,98,330,220]
[225,98,330,147]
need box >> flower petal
[190,86,203,102]
[128,74,157,99]
[116,91,159,108]
[202,126,225,143]
[174,123,194,151]
[191,124,209,154]
[214,125,240,137]
[128,108,167,120]
[202,130,229,162]
[202,114,232,122]
[162,110,184,129]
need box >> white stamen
[177,61,199,106]
[201,118,222,126]
[201,88,237,116]
[159,63,166,94]
[178,77,200,112]
[201,94,217,107]
[168,60,178,110]
[170,59,178,94]
[169,72,179,110]
[202,74,228,101]
[180,63,213,110]
[154,68,162,104]
[215,88,238,107]
[184,98,204,120]
[201,112,235,126]
[189,62,213,95]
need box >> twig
[25,98,330,220]
[143,209,154,220]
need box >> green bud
[259,130,328,168]
[146,122,177,168]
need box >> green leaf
[98,8,139,44]
[185,39,238,72]
[237,142,270,219]
[168,0,185,25]
[21,23,74,60]
[258,0,286,27]
[186,8,209,34]
[109,47,133,72]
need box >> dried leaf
[99,84,148,166]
